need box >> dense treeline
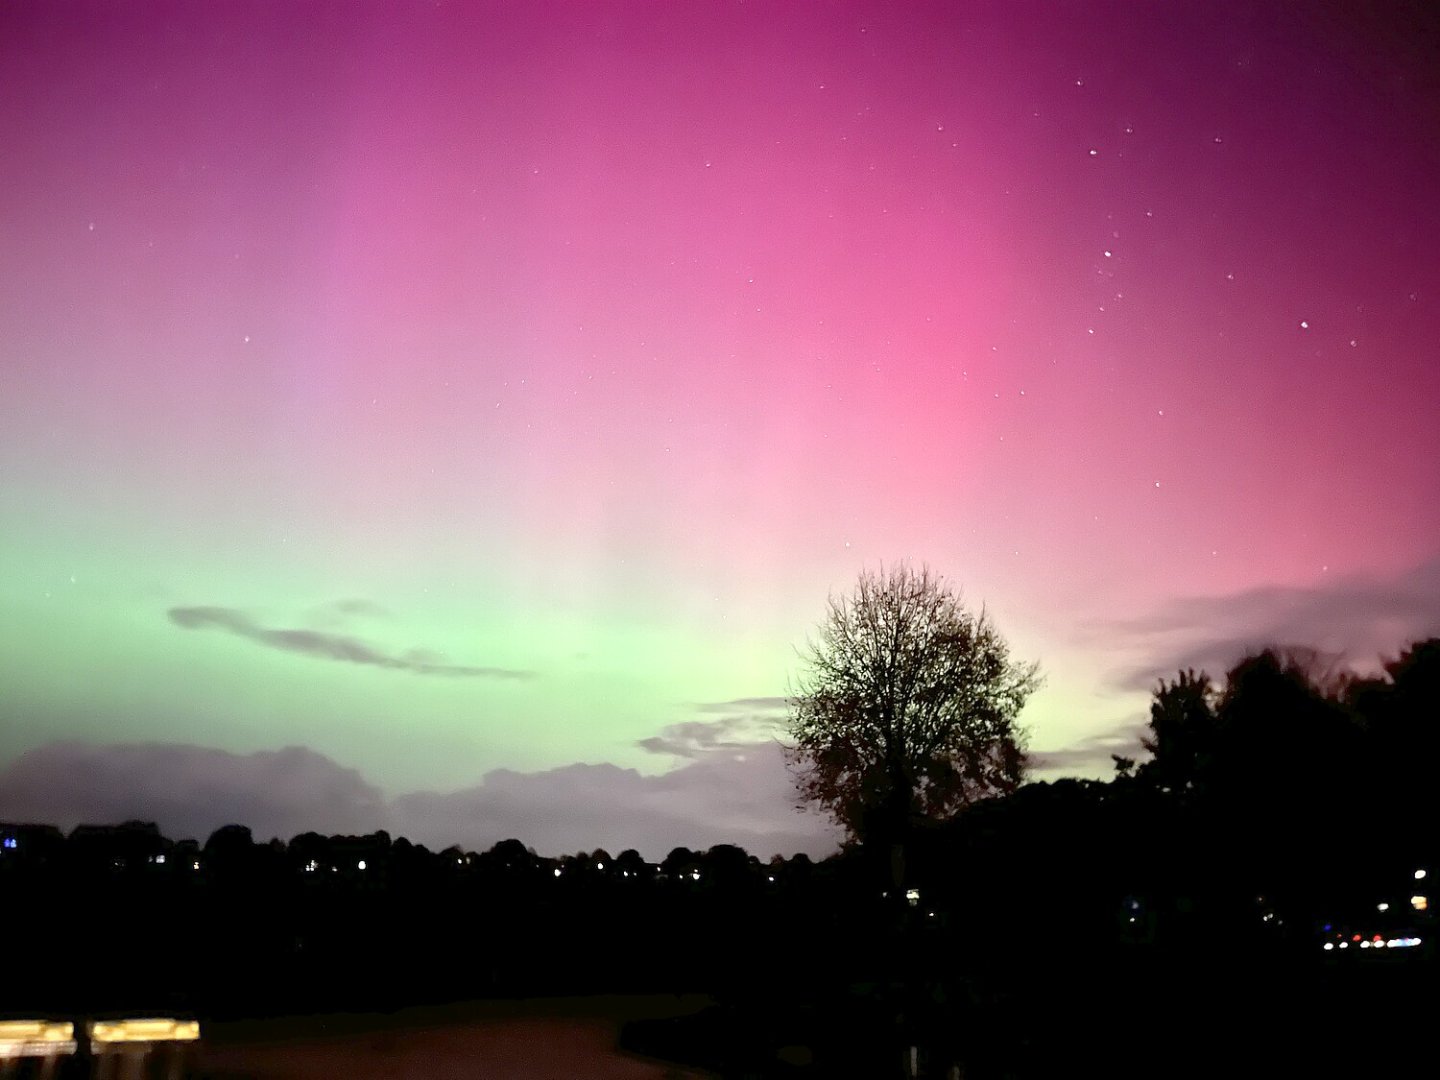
[0,824,865,1020]
[2,639,1435,1077]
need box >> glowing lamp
[0,1020,76,1059]
[89,1019,199,1044]
[0,1021,73,1042]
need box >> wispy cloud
[693,696,790,715]
[167,606,534,679]
[1098,556,1440,691]
[321,598,392,620]
[1027,722,1148,775]
[638,715,776,758]
[639,697,791,758]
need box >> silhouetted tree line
[0,818,865,1023]
[2,639,1435,1077]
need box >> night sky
[3,1,1438,857]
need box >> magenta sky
[2,2,1438,857]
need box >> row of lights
[1324,937,1422,951]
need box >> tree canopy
[786,563,1040,845]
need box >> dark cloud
[1100,557,1440,692]
[0,742,389,842]
[167,606,534,679]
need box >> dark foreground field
[195,996,717,1080]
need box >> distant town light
[357,860,366,871]
[905,888,921,907]
[553,867,562,878]
[192,861,200,871]
[2,837,18,850]
[596,862,604,870]
[1338,942,1349,949]
[1377,902,1390,912]
[1323,943,1334,951]
[154,854,165,865]
[691,870,701,881]
[1416,870,1428,881]
[1412,896,1428,911]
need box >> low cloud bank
[0,733,841,861]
